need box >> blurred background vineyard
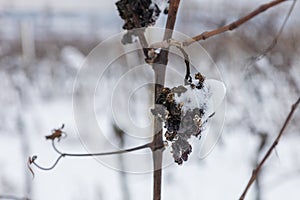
[0,0,300,199]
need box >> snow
[174,79,226,117]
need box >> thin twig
[30,140,151,171]
[258,0,296,56]
[149,0,293,50]
[32,155,64,171]
[183,0,290,46]
[239,97,300,200]
[245,0,297,68]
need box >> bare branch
[183,0,290,46]
[152,1,181,200]
[245,0,297,67]
[239,97,300,200]
[163,0,181,40]
[149,0,296,53]
[150,0,294,49]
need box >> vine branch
[151,1,181,200]
[29,138,151,174]
[150,0,294,49]
[183,0,291,46]
[245,0,297,67]
[239,97,300,200]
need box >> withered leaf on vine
[45,124,66,141]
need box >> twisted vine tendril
[29,137,151,174]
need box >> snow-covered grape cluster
[152,72,210,165]
[116,0,161,44]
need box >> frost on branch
[152,72,226,165]
[116,0,161,44]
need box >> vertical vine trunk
[151,1,181,200]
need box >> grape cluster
[172,137,192,165]
[170,107,205,165]
[116,0,161,44]
[154,87,182,141]
[152,73,207,165]
[116,0,161,30]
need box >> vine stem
[150,0,293,49]
[151,1,181,200]
[183,0,290,46]
[30,141,151,171]
[239,97,300,200]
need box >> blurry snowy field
[0,0,300,200]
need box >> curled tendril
[29,135,152,174]
[27,156,37,178]
[31,154,64,171]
